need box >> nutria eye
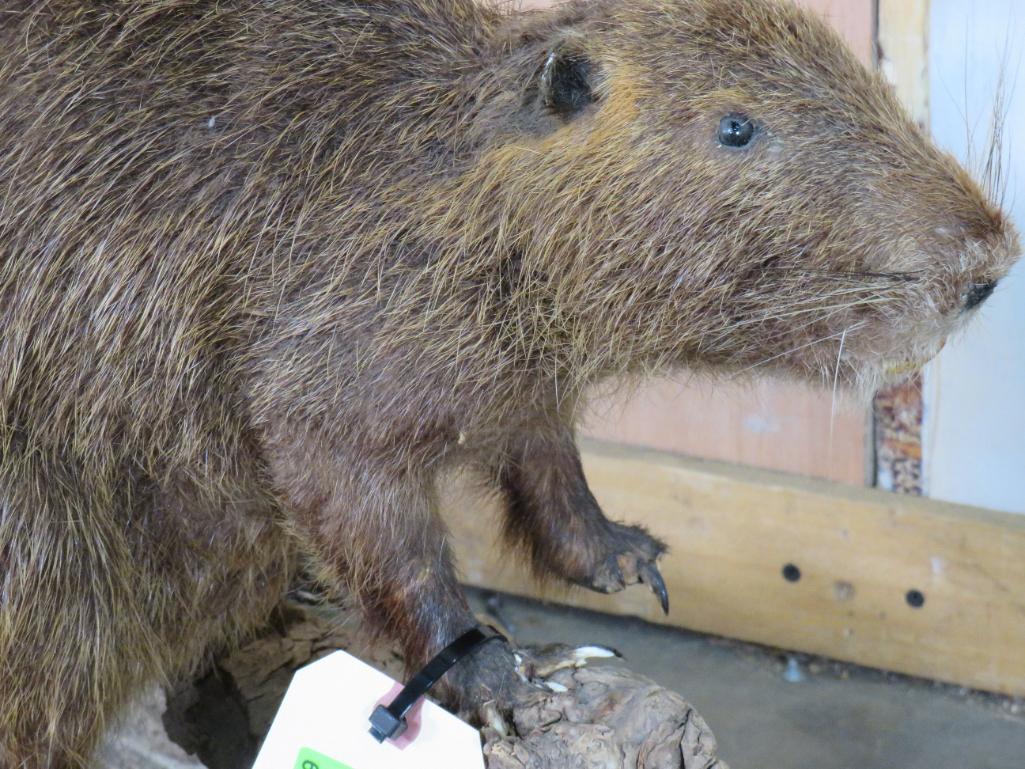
[718,114,756,148]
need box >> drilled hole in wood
[905,589,926,608]
[782,563,802,583]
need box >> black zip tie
[368,626,507,743]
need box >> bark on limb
[163,600,729,769]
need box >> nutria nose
[963,280,997,311]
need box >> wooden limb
[485,665,725,769]
[161,600,728,769]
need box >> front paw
[574,522,670,614]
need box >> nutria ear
[539,49,595,118]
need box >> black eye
[718,113,756,148]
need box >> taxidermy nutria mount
[0,0,1018,764]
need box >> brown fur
[0,0,1018,764]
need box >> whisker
[761,267,922,283]
[829,326,849,465]
[730,327,852,378]
[730,296,893,327]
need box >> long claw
[524,643,620,678]
[639,561,670,614]
[572,645,621,665]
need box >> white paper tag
[251,650,485,769]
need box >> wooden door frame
[872,0,930,494]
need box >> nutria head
[442,0,1020,396]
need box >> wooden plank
[583,377,869,487]
[442,439,1025,697]
[799,0,876,64]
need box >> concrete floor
[469,589,1025,769]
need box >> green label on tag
[295,747,354,769]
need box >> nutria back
[0,0,493,469]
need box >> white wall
[924,0,1025,513]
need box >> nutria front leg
[496,426,670,613]
[263,421,534,715]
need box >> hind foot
[442,637,542,723]
[445,638,620,738]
